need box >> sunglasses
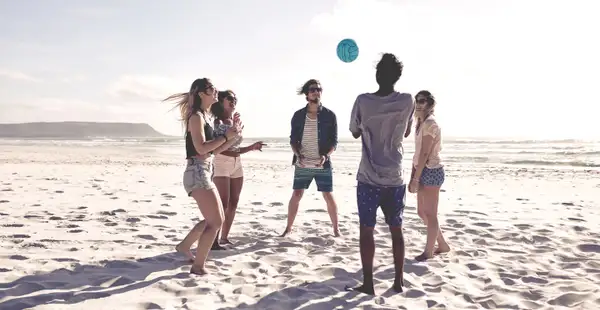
[226,95,237,103]
[308,87,322,93]
[416,98,431,104]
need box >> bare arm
[188,114,227,155]
[212,137,241,155]
[413,135,434,181]
[412,122,438,181]
[349,97,361,139]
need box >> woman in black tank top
[162,78,242,276]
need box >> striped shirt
[298,115,322,168]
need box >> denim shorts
[420,166,445,187]
[183,158,215,196]
[292,167,333,192]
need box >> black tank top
[185,113,215,159]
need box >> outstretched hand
[251,141,266,151]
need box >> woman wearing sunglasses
[408,90,450,262]
[210,90,265,249]
[163,78,242,275]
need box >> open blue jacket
[289,104,338,169]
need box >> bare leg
[189,187,224,275]
[416,186,448,261]
[280,189,303,237]
[418,188,449,254]
[212,176,230,250]
[346,226,375,295]
[322,192,340,237]
[390,226,405,292]
[176,220,206,262]
[220,177,243,243]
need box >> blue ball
[337,38,359,63]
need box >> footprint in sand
[2,223,24,227]
[10,234,30,239]
[136,234,157,241]
[577,243,600,253]
[157,211,177,216]
[9,255,28,261]
[251,201,263,206]
[49,216,64,221]
[0,200,9,204]
[146,214,168,220]
[127,217,141,223]
[68,229,85,233]
[22,242,48,249]
[161,193,176,199]
[269,202,284,207]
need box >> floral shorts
[419,166,445,187]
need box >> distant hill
[0,122,166,138]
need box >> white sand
[1,143,599,310]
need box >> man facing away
[346,54,415,295]
[280,79,340,237]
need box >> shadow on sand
[0,240,271,310]
[217,259,430,310]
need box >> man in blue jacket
[280,79,340,237]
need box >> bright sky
[1,0,598,139]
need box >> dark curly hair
[375,53,404,86]
[210,90,236,122]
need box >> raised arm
[188,114,228,156]
[349,97,361,139]
[405,106,415,138]
[212,119,241,155]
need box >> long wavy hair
[162,78,213,129]
[415,90,436,133]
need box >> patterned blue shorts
[357,182,406,227]
[420,166,445,187]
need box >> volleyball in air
[336,38,359,63]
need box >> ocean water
[1,137,599,169]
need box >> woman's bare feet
[175,243,194,263]
[434,245,451,254]
[211,243,227,250]
[190,265,208,276]
[333,229,341,237]
[415,252,434,262]
[280,228,291,237]
[219,239,233,245]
